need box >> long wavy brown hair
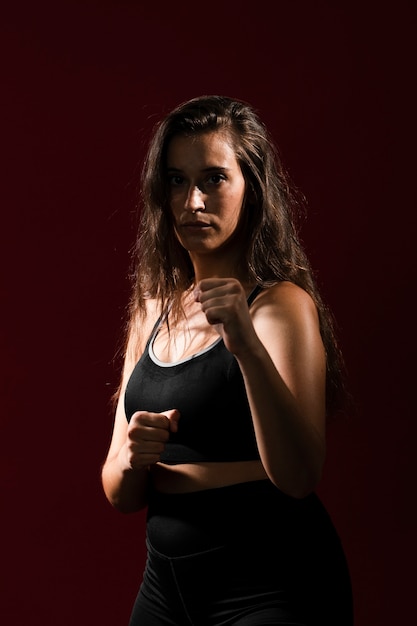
[120,95,351,416]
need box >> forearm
[236,342,326,498]
[101,448,151,513]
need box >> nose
[185,185,205,213]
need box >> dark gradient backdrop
[2,1,416,624]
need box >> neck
[189,250,247,284]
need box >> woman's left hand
[194,278,259,356]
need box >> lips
[180,220,211,228]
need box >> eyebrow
[167,166,231,174]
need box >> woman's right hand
[122,409,180,470]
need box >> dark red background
[2,1,416,624]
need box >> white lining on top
[148,285,260,368]
[148,322,223,368]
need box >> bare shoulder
[250,282,325,376]
[251,281,319,323]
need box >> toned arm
[236,282,327,497]
[101,349,151,513]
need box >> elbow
[266,452,325,500]
[101,459,150,514]
[101,478,148,515]
[104,492,148,514]
[298,461,325,498]
[113,501,147,515]
[272,473,322,499]
[283,476,321,500]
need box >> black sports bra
[124,286,263,464]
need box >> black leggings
[128,480,353,626]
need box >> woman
[101,95,354,625]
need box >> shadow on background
[1,1,415,624]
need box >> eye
[168,174,184,187]
[207,173,226,185]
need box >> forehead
[166,131,239,169]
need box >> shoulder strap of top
[144,311,165,349]
[247,284,263,307]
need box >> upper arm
[251,282,326,435]
[104,354,136,463]
[104,300,160,463]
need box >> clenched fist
[124,409,180,470]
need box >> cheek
[225,192,245,223]
[169,197,182,221]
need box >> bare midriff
[150,460,268,494]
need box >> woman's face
[166,131,247,256]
